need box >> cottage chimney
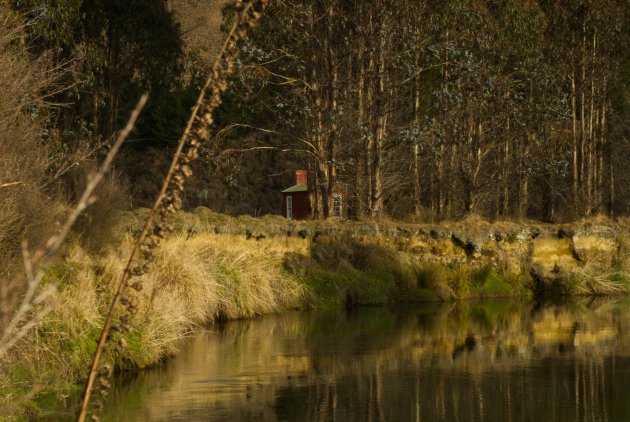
[295,170,307,185]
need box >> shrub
[0,9,66,333]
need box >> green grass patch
[297,251,411,307]
[116,329,149,369]
[608,272,630,285]
[352,272,392,305]
[470,266,516,298]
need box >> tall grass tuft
[565,261,630,296]
[150,233,305,322]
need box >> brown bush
[0,10,66,328]
[67,162,131,252]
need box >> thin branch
[214,145,292,159]
[0,181,22,189]
[215,122,282,143]
[75,2,271,420]
[243,64,301,85]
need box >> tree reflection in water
[104,298,630,421]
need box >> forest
[1,0,629,230]
[233,0,630,220]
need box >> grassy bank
[3,209,630,419]
[1,227,308,419]
[286,234,530,307]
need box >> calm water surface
[103,299,630,421]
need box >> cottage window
[286,196,293,220]
[333,194,342,218]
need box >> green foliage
[12,0,82,55]
[116,329,149,369]
[470,267,514,297]
[608,272,630,285]
[300,264,356,307]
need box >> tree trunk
[579,26,587,214]
[412,76,422,216]
[106,25,121,141]
[325,1,338,217]
[571,70,579,214]
[502,117,510,217]
[355,31,367,218]
[519,138,530,220]
[370,20,387,218]
[585,31,597,215]
[365,8,375,215]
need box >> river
[102,298,630,421]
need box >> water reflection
[105,298,630,421]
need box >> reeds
[566,261,630,296]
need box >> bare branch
[0,181,22,189]
[76,2,271,420]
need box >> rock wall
[153,209,630,293]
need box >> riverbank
[2,209,630,419]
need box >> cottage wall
[282,191,310,220]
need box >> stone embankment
[172,208,629,294]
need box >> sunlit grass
[1,229,309,418]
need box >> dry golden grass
[9,231,307,381]
[147,233,306,321]
[566,260,630,296]
[1,225,308,418]
[169,0,227,66]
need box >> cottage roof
[281,183,308,193]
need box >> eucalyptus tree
[541,0,630,216]
[490,0,550,219]
[233,0,353,218]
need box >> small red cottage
[281,170,346,220]
[281,170,310,220]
